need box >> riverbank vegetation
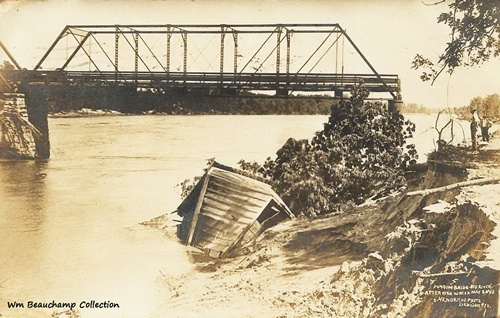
[399,102,436,114]
[41,85,334,115]
[245,86,417,216]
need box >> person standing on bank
[480,116,492,142]
[470,109,479,150]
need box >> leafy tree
[412,0,500,83]
[257,87,417,217]
[179,88,417,217]
[483,93,500,118]
[469,96,483,112]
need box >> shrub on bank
[246,87,417,216]
[179,87,417,217]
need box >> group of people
[470,109,492,149]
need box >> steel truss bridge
[0,24,400,99]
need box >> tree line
[454,93,500,121]
[399,102,435,114]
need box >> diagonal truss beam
[339,26,397,99]
[0,40,22,70]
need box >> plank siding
[204,191,265,209]
[176,163,294,258]
[200,204,254,223]
[209,179,271,201]
[202,198,262,220]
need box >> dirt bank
[152,132,500,318]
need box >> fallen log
[406,177,500,197]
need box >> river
[0,114,468,318]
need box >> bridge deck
[1,70,399,94]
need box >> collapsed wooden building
[177,162,294,258]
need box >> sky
[0,0,498,108]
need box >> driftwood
[406,177,500,197]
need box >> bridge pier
[388,99,403,113]
[24,86,50,159]
[334,89,344,99]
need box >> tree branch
[431,64,449,85]
[422,0,445,6]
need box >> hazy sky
[0,0,498,108]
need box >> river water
[0,114,472,318]
[0,115,334,318]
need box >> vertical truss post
[276,26,282,94]
[114,27,119,69]
[166,26,171,78]
[335,32,338,87]
[88,37,92,71]
[233,32,238,73]
[220,26,226,85]
[286,30,291,87]
[276,26,282,74]
[182,32,187,83]
[115,26,119,80]
[134,32,139,83]
[341,33,344,87]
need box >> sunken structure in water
[177,162,294,258]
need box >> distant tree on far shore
[454,93,500,120]
[400,102,431,114]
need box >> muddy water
[0,115,330,318]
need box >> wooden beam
[185,172,211,246]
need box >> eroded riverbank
[153,131,500,318]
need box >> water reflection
[0,160,48,231]
[0,160,49,312]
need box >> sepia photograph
[0,0,499,317]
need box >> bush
[180,87,417,217]
[257,86,417,217]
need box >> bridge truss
[2,24,400,99]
